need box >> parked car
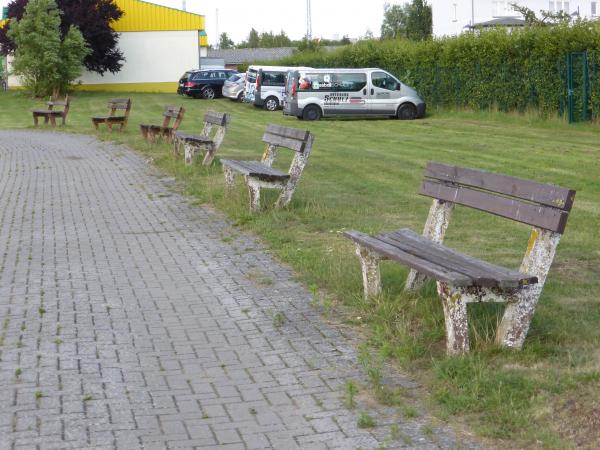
[177,69,238,99]
[283,68,426,120]
[222,72,246,101]
[244,65,312,111]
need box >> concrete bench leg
[184,143,195,165]
[246,178,261,211]
[438,282,470,354]
[496,229,561,349]
[355,244,382,300]
[223,166,236,190]
[406,199,454,291]
[201,145,216,166]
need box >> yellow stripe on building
[113,0,205,32]
[75,81,179,93]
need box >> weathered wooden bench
[173,111,230,166]
[221,124,314,211]
[140,105,185,143]
[32,95,70,127]
[91,98,132,131]
[345,162,576,354]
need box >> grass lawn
[1,90,599,448]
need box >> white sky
[1,0,392,43]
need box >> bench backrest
[107,98,132,117]
[262,124,311,153]
[162,105,185,130]
[47,95,70,115]
[203,111,229,127]
[260,124,314,181]
[420,162,576,234]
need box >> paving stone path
[0,131,481,450]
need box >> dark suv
[177,69,238,99]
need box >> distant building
[431,0,599,36]
[6,0,209,92]
[207,48,297,70]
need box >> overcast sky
[1,0,392,43]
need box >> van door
[368,71,402,115]
[322,72,368,116]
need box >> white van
[283,68,426,120]
[244,65,311,111]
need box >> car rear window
[228,74,241,82]
[247,70,258,83]
[261,71,286,87]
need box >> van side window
[298,73,367,92]
[372,72,400,91]
[262,71,286,86]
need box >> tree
[218,32,234,49]
[380,0,432,41]
[247,28,260,48]
[7,0,89,96]
[0,0,124,75]
[510,3,574,26]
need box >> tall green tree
[247,28,260,48]
[381,0,432,41]
[8,0,89,96]
[218,32,234,49]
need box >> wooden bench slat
[425,162,576,211]
[204,111,228,126]
[378,229,536,288]
[174,132,213,144]
[262,132,307,152]
[345,230,473,286]
[420,179,570,233]
[221,159,290,182]
[265,124,311,142]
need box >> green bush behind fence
[275,23,600,119]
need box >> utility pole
[216,8,219,49]
[306,0,312,41]
[182,0,186,11]
[471,0,475,27]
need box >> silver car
[222,73,246,101]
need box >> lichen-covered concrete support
[184,142,195,165]
[203,126,226,166]
[261,144,278,168]
[405,199,454,291]
[437,282,470,354]
[496,228,561,349]
[275,135,314,209]
[355,244,382,300]
[246,177,261,212]
[223,166,236,190]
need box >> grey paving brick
[0,131,483,450]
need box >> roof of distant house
[466,17,526,29]
[208,47,296,64]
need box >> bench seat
[220,160,290,183]
[174,132,213,144]
[32,109,64,115]
[345,229,537,289]
[92,115,127,122]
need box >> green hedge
[275,24,600,118]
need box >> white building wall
[78,30,200,85]
[7,30,200,88]
[431,0,599,37]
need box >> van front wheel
[264,97,279,111]
[302,105,322,121]
[397,103,417,120]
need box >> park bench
[91,98,132,131]
[345,162,576,354]
[220,124,314,211]
[173,111,230,166]
[32,95,70,127]
[140,105,185,143]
